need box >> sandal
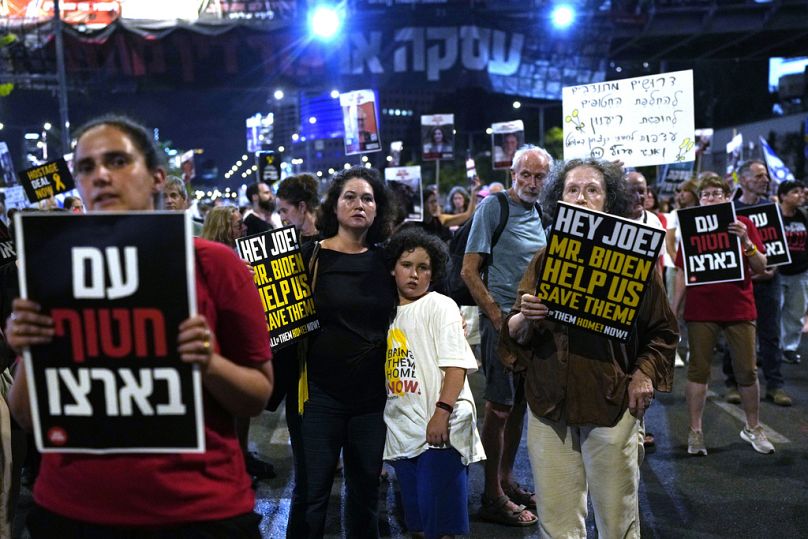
[479,495,538,527]
[502,482,537,509]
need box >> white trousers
[527,409,643,539]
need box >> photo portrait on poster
[735,203,791,267]
[236,225,320,351]
[384,166,423,222]
[534,203,664,342]
[491,120,524,170]
[421,114,454,161]
[18,158,76,203]
[0,142,17,187]
[678,202,744,285]
[340,89,381,155]
[16,212,203,454]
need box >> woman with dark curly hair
[501,158,677,538]
[286,166,398,539]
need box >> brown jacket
[499,248,678,427]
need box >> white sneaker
[674,352,685,368]
[687,429,707,456]
[740,425,775,454]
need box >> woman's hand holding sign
[508,293,549,346]
[520,293,549,321]
[5,298,54,353]
[177,315,217,373]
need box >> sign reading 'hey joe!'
[236,226,320,351]
[536,203,664,342]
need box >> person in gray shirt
[461,145,551,526]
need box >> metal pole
[435,160,440,196]
[54,0,71,156]
[538,106,545,148]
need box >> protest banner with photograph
[180,150,196,183]
[236,226,320,351]
[18,158,76,203]
[384,166,423,222]
[340,89,381,155]
[17,212,203,453]
[256,150,281,185]
[535,202,665,343]
[491,120,524,170]
[421,114,454,161]
[678,202,744,285]
[562,70,695,167]
[735,203,791,267]
[0,142,17,187]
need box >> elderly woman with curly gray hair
[501,158,677,539]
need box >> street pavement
[12,337,808,538]
[247,336,808,539]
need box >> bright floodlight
[309,5,342,40]
[274,89,284,100]
[551,5,575,29]
[330,89,340,99]
[513,101,522,109]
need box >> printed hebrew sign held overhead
[562,70,695,167]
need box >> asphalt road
[12,337,808,538]
[248,336,808,539]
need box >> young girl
[384,228,485,539]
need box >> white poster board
[562,70,695,167]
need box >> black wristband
[436,401,453,413]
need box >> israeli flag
[759,136,795,184]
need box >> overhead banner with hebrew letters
[562,70,695,168]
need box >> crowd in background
[0,119,806,538]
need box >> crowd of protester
[0,114,806,538]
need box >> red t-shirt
[34,238,272,526]
[675,215,764,322]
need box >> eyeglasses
[700,190,725,200]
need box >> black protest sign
[256,151,281,185]
[17,212,203,454]
[18,158,75,203]
[536,202,664,343]
[678,202,743,285]
[236,226,320,351]
[735,203,791,267]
